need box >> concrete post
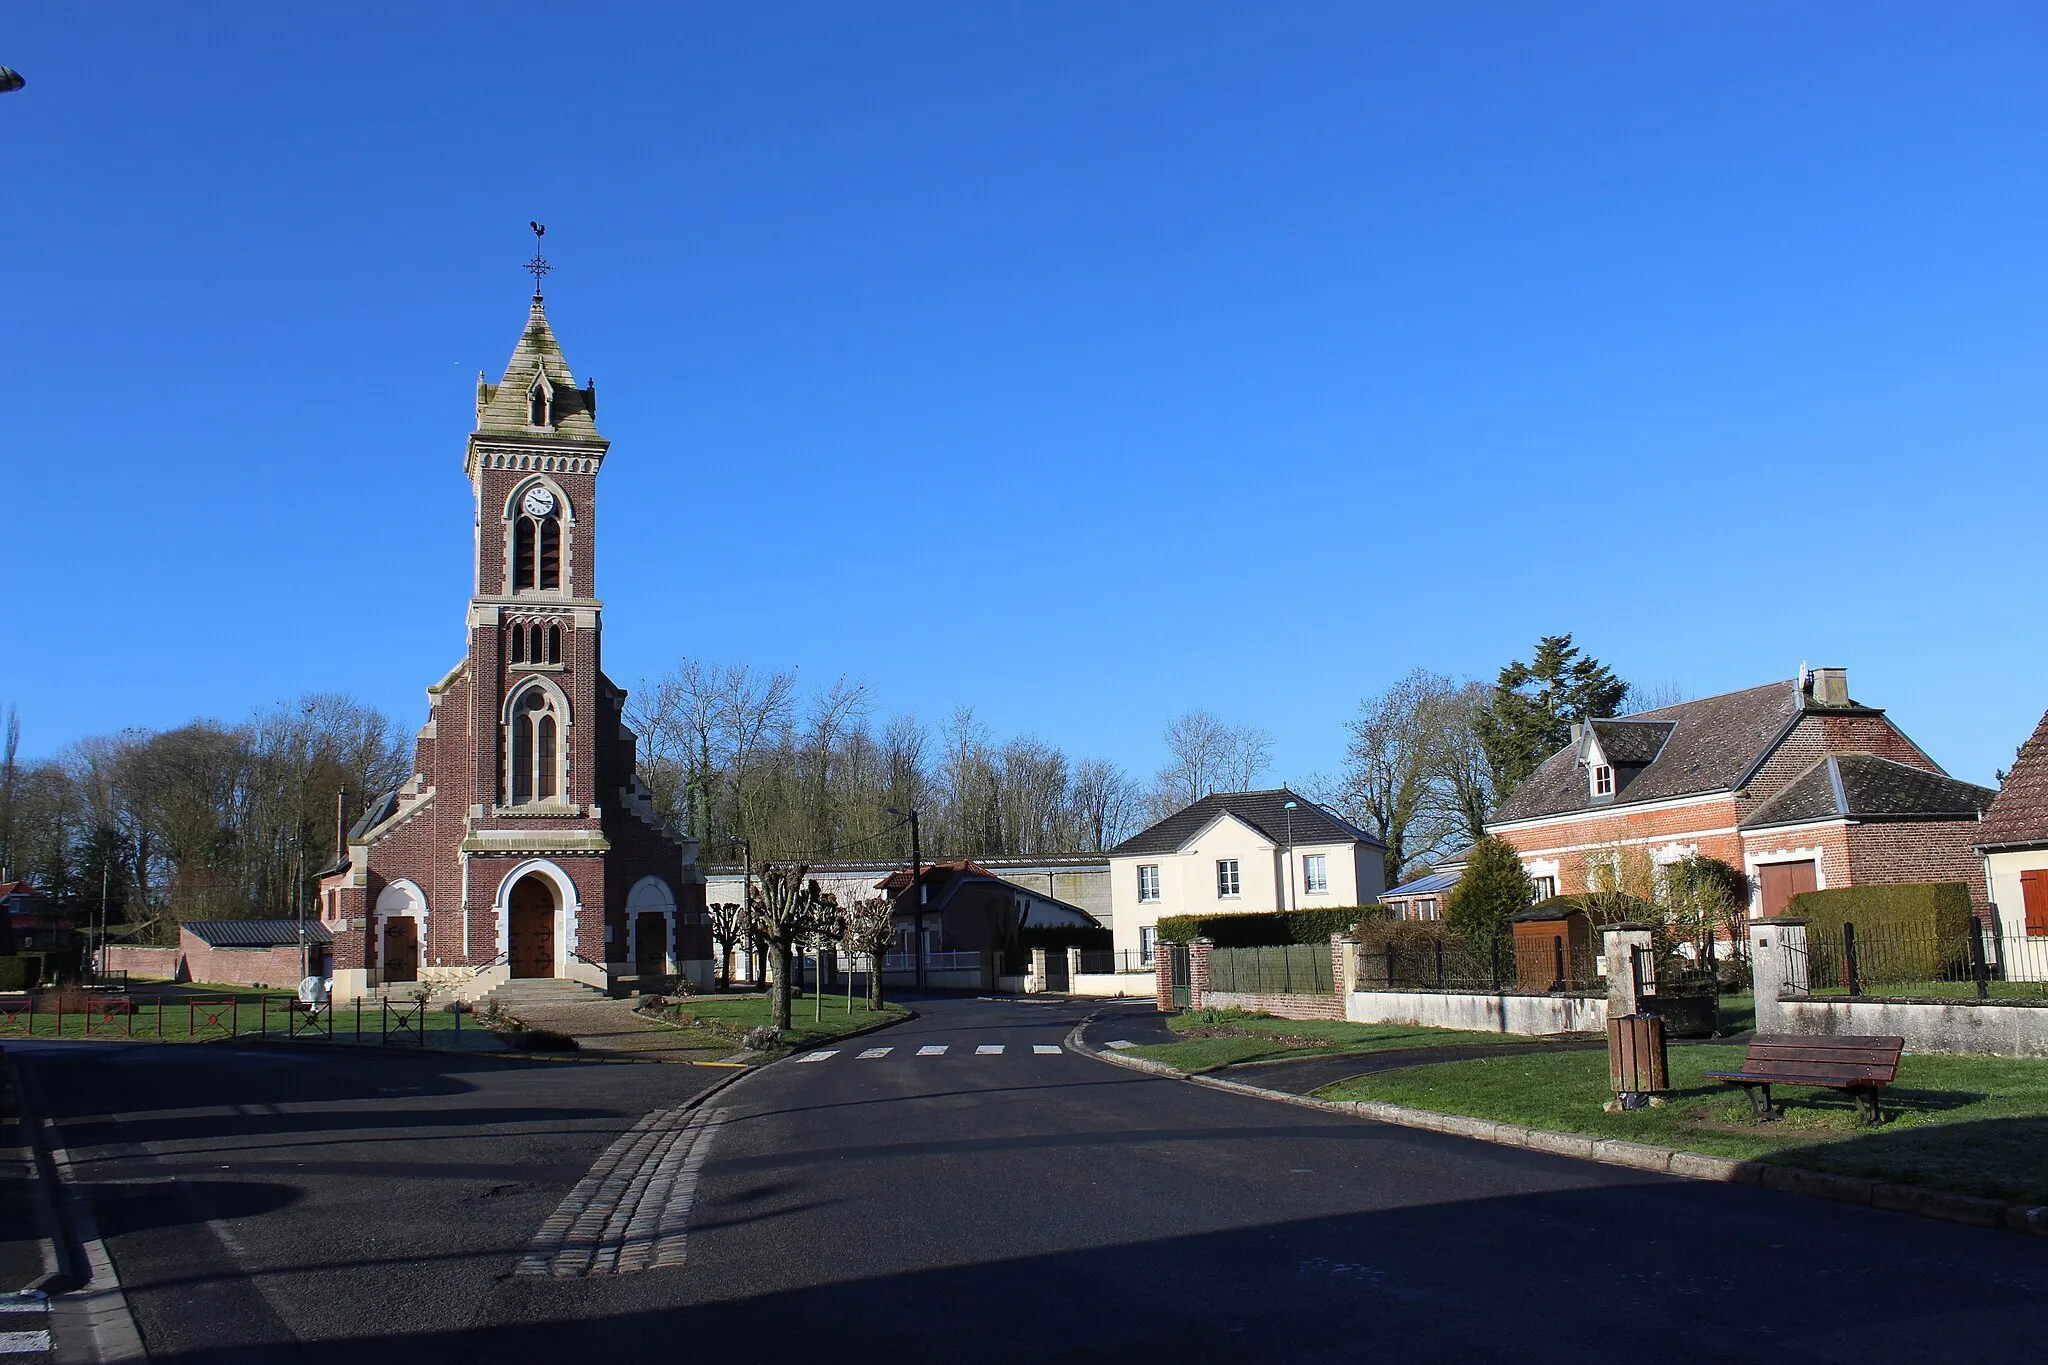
[1333,933,1360,998]
[1748,917,1807,1035]
[1028,946,1048,994]
[1066,946,1083,989]
[1602,922,1656,1019]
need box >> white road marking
[795,1050,838,1063]
[0,1330,52,1355]
[916,1045,948,1056]
[975,1045,1004,1055]
[857,1047,892,1059]
[0,1300,50,1357]
[1033,1044,1061,1055]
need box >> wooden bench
[1704,1034,1903,1124]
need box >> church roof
[474,295,602,441]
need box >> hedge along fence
[1785,882,1975,991]
[1154,907,1386,948]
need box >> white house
[1975,707,2048,978]
[1107,789,1386,964]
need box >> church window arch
[547,623,561,665]
[507,682,567,805]
[509,623,526,664]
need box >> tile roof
[1740,754,1995,830]
[1974,707,2048,849]
[181,919,333,949]
[1492,680,1803,824]
[1109,789,1381,857]
[1589,719,1674,765]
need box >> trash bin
[1608,1012,1668,1102]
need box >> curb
[1,1045,72,1297]
[1066,1016,2048,1239]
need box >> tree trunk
[868,959,884,1010]
[769,940,792,1032]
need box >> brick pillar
[1749,916,1807,1035]
[1154,947,1173,1012]
[1332,933,1359,999]
[1602,921,1656,1018]
[1189,938,1213,1011]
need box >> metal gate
[1042,951,1070,992]
[1166,943,1191,1009]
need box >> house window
[1302,854,1328,895]
[1532,875,1556,900]
[1216,859,1241,898]
[1594,765,1614,796]
[509,686,564,805]
[1139,925,1157,965]
[1416,897,1438,921]
[1137,864,1160,903]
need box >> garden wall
[1772,996,2048,1059]
[1069,972,1150,998]
[104,946,183,980]
[1345,988,1605,1036]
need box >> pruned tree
[706,901,746,985]
[839,894,897,1009]
[745,862,835,1033]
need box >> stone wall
[1345,988,1605,1035]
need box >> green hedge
[0,955,39,992]
[1785,882,1973,940]
[1155,907,1385,948]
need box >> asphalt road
[19,996,2048,1364]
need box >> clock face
[522,486,557,518]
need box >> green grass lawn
[1316,1044,2048,1206]
[1127,1010,1555,1074]
[651,991,910,1049]
[0,990,473,1041]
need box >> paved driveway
[18,998,2048,1363]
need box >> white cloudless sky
[4,2,2044,788]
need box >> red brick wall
[103,946,181,980]
[178,942,310,988]
[1847,820,1990,912]
[1741,824,1853,909]
[1493,797,1744,893]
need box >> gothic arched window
[512,510,561,591]
[509,687,564,805]
[509,624,526,664]
[529,378,551,427]
[547,624,561,665]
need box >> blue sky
[4,3,2045,788]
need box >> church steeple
[473,295,601,439]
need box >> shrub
[0,956,31,992]
[1445,836,1534,951]
[1787,882,1974,983]
[637,994,669,1012]
[512,1028,580,1052]
[1155,907,1386,947]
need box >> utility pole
[97,857,109,983]
[888,807,924,988]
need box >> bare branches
[1154,710,1272,815]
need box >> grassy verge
[1127,1009,1554,1074]
[1315,1045,2048,1206]
[0,991,476,1041]
[648,991,910,1050]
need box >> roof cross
[524,221,551,297]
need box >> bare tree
[1069,758,1140,852]
[1423,682,1498,852]
[1343,671,1458,886]
[706,901,746,985]
[745,863,835,1033]
[840,895,897,1009]
[1154,711,1272,816]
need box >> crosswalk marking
[857,1047,893,1059]
[916,1044,948,1056]
[975,1044,1004,1055]
[796,1050,839,1064]
[1,1295,53,1356]
[1033,1044,1062,1055]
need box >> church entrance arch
[508,875,558,978]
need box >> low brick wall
[1347,988,1606,1036]
[181,944,307,989]
[1773,995,2048,1059]
[103,946,183,980]
[1204,990,1345,1020]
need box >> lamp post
[731,834,754,983]
[1282,799,1298,913]
[887,807,924,988]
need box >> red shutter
[2021,869,2048,937]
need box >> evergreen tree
[1479,634,1630,798]
[1444,836,1535,981]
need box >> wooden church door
[509,876,556,978]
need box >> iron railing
[1791,919,2047,999]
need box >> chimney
[1569,721,1585,744]
[1808,667,1849,708]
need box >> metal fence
[1358,936,1513,991]
[1207,944,1334,996]
[1076,950,1151,975]
[1790,919,2048,999]
[0,992,444,1044]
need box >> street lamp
[886,807,924,988]
[730,833,753,982]
[1282,799,1298,913]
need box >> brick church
[319,282,711,1002]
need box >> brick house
[1973,707,2048,940]
[874,861,1101,957]
[316,284,710,1003]
[1486,668,1996,922]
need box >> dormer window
[1594,765,1614,796]
[528,376,552,427]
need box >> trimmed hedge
[1784,882,1973,941]
[0,956,35,991]
[1155,907,1386,948]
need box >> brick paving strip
[1067,1012,2048,1238]
[518,1103,731,1278]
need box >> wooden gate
[509,877,555,979]
[1167,943,1191,1009]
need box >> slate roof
[1589,719,1674,765]
[182,919,333,949]
[474,295,603,441]
[1110,789,1381,857]
[1492,680,1805,824]
[1974,708,2048,849]
[1379,870,1460,901]
[1741,754,1995,831]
